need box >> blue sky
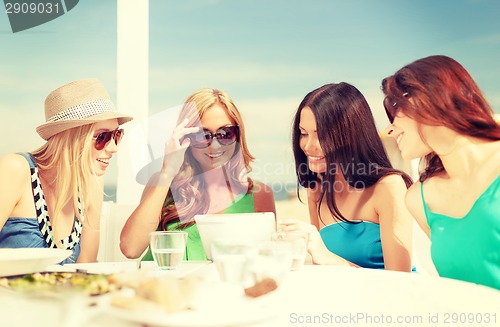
[1,0,499,186]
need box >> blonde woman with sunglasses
[0,79,132,264]
[120,88,276,261]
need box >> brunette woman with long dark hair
[382,55,500,289]
[281,82,414,272]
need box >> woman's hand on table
[277,219,324,257]
[278,219,356,267]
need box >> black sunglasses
[384,92,409,123]
[383,97,398,124]
[93,129,124,150]
[188,126,239,149]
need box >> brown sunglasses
[93,129,124,150]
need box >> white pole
[116,0,149,204]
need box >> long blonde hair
[160,88,255,228]
[31,124,101,247]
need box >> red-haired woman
[382,55,500,290]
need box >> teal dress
[143,183,258,261]
[320,221,384,269]
[422,175,500,290]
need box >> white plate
[0,248,72,277]
[108,284,277,327]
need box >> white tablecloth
[1,262,499,327]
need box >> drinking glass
[247,241,292,285]
[271,231,309,270]
[149,231,187,270]
[211,239,255,285]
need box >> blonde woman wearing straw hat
[0,78,133,264]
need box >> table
[1,262,499,327]
[275,265,500,326]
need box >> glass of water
[149,231,188,270]
[271,231,309,270]
[211,239,256,285]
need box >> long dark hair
[382,55,500,182]
[292,82,412,223]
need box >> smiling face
[91,118,120,176]
[387,111,432,160]
[299,107,327,174]
[190,104,238,171]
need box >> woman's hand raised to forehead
[161,118,199,175]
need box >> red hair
[382,55,500,181]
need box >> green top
[142,185,256,261]
[422,175,500,290]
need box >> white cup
[149,231,187,270]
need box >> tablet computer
[194,212,276,260]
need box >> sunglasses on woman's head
[93,129,124,150]
[188,126,239,149]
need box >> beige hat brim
[36,112,134,140]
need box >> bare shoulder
[372,174,410,218]
[253,181,276,215]
[373,174,409,196]
[370,174,410,218]
[405,181,421,208]
[0,153,29,168]
[405,181,426,219]
[0,154,31,204]
[0,153,30,177]
[254,181,273,194]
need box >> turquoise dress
[320,221,384,269]
[422,175,500,290]
[143,182,259,261]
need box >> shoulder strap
[419,182,428,213]
[419,181,433,227]
[16,152,82,249]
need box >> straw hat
[36,78,133,140]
